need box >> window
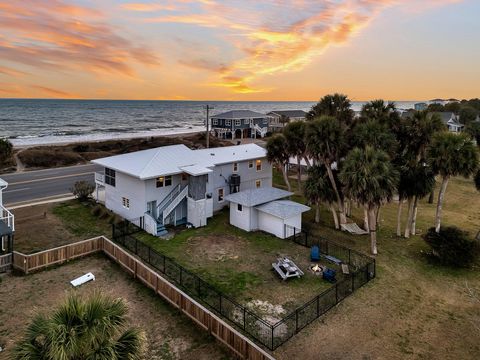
[226,119,231,126]
[122,197,130,209]
[212,119,218,125]
[233,162,238,172]
[235,119,241,126]
[156,175,172,188]
[218,188,224,202]
[256,159,262,171]
[181,173,188,181]
[244,119,249,125]
[237,203,243,212]
[248,160,254,169]
[255,180,261,188]
[105,168,116,187]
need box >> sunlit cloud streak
[0,1,159,78]
[138,0,462,93]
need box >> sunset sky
[0,0,478,101]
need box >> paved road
[0,164,102,205]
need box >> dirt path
[13,148,27,172]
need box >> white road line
[7,172,94,186]
[4,187,31,193]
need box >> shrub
[73,143,90,152]
[18,149,83,168]
[423,226,479,267]
[0,138,13,163]
[71,181,95,201]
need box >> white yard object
[341,223,369,235]
[272,257,304,280]
[70,272,95,287]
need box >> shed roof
[211,110,267,119]
[267,110,307,118]
[92,143,266,179]
[224,187,292,207]
[256,200,310,219]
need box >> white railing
[250,123,268,138]
[162,185,188,224]
[94,172,105,185]
[0,205,14,233]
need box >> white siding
[104,171,146,220]
[257,212,303,239]
[258,212,285,238]
[229,202,253,231]
[211,157,272,212]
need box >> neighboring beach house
[225,187,310,239]
[211,110,269,139]
[0,178,14,256]
[266,110,307,132]
[432,112,464,133]
[93,144,272,236]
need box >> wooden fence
[0,252,12,272]
[10,237,275,360]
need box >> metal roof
[92,143,266,179]
[267,110,307,118]
[224,187,292,207]
[211,110,267,119]
[256,200,310,219]
[180,164,212,176]
[0,178,7,189]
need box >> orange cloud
[146,0,462,94]
[0,1,159,79]
[0,65,28,77]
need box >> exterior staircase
[250,123,268,138]
[145,184,188,237]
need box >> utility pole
[204,104,214,148]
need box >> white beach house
[93,144,272,236]
[0,178,14,255]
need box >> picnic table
[272,257,304,280]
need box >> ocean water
[0,99,418,146]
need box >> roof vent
[210,153,215,156]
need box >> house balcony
[95,172,105,186]
[0,205,14,234]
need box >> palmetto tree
[305,116,347,225]
[306,93,355,127]
[304,165,339,228]
[13,292,145,360]
[340,146,399,255]
[428,132,479,233]
[360,99,399,128]
[266,133,292,191]
[283,121,309,190]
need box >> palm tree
[340,146,399,254]
[304,165,339,228]
[266,134,292,191]
[283,121,309,190]
[305,116,347,225]
[350,119,398,158]
[14,292,145,360]
[359,99,399,128]
[475,169,480,191]
[306,93,355,127]
[428,132,479,233]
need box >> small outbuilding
[225,187,310,239]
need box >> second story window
[233,162,238,172]
[256,159,262,171]
[235,119,241,126]
[218,188,224,202]
[226,119,231,126]
[248,160,254,169]
[105,168,116,187]
[156,175,172,188]
[212,119,218,125]
[122,197,130,209]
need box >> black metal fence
[112,220,375,351]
